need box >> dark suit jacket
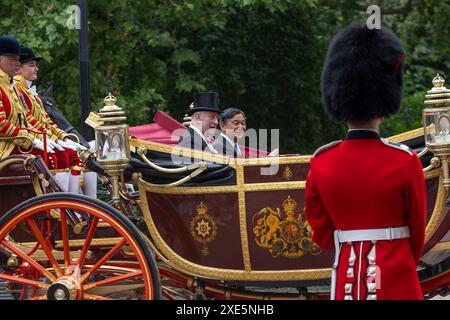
[212,134,243,158]
[177,127,212,152]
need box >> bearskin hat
[321,24,405,123]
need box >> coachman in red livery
[305,24,427,300]
[0,36,59,169]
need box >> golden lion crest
[190,202,217,256]
[252,196,321,258]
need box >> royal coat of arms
[252,196,321,258]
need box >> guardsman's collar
[345,129,380,140]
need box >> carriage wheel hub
[54,288,68,300]
[47,276,82,300]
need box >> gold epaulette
[313,140,342,157]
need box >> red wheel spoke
[83,293,112,300]
[78,217,99,267]
[80,238,126,283]
[162,289,177,300]
[0,273,49,289]
[26,218,63,277]
[59,209,71,269]
[45,210,54,250]
[83,270,142,291]
[0,240,56,282]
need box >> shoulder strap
[313,140,342,157]
[380,138,413,156]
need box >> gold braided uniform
[0,69,34,159]
[13,75,68,142]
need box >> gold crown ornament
[282,196,297,213]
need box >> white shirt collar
[25,80,38,96]
[189,125,217,153]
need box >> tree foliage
[0,0,448,154]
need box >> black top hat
[187,92,222,116]
[321,24,405,123]
[0,36,20,57]
[19,46,43,64]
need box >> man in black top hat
[177,92,222,153]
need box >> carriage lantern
[95,93,131,204]
[423,74,450,188]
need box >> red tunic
[305,130,426,300]
[14,77,82,172]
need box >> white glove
[47,139,64,151]
[64,138,87,151]
[33,138,44,152]
[57,139,75,150]
[33,138,55,154]
[45,140,55,153]
[60,139,80,151]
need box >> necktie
[234,144,240,157]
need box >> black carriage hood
[86,149,236,187]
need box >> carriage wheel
[0,193,161,300]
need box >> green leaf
[171,48,201,66]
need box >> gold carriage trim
[431,241,450,252]
[424,168,447,242]
[386,127,424,143]
[236,162,252,271]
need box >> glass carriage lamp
[423,74,450,188]
[95,93,131,204]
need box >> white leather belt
[336,226,410,243]
[330,226,410,300]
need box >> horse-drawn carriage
[0,77,449,300]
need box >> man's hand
[48,139,64,151]
[57,139,76,150]
[63,138,88,151]
[33,138,55,153]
